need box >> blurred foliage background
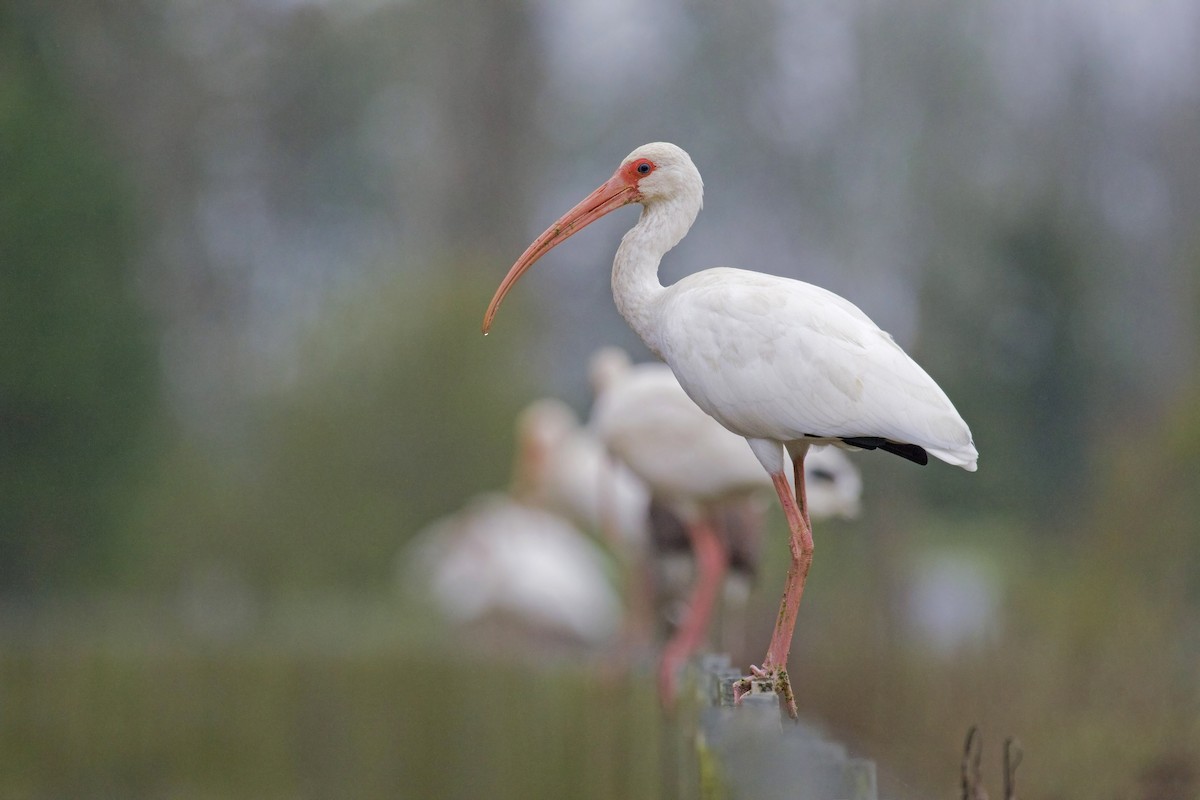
[1,0,1198,798]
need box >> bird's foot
[732,664,799,720]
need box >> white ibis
[587,346,862,703]
[483,142,978,718]
[400,493,622,647]
[511,397,651,553]
[510,396,657,655]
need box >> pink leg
[598,455,655,669]
[735,452,812,719]
[658,516,728,708]
[793,449,811,532]
[712,500,765,656]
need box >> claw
[731,665,799,719]
[733,664,769,706]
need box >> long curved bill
[482,172,639,334]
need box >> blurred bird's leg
[658,515,726,709]
[714,500,765,659]
[596,454,654,667]
[596,453,625,549]
[614,557,657,668]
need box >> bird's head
[618,142,704,206]
[511,398,578,500]
[587,346,633,395]
[482,142,703,334]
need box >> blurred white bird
[400,493,622,647]
[510,397,651,553]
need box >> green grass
[0,602,666,800]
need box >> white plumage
[655,268,976,470]
[587,346,862,520]
[511,397,650,552]
[400,494,622,645]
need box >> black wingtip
[884,441,929,465]
[839,436,929,466]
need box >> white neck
[611,196,700,357]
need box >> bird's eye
[635,160,653,175]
